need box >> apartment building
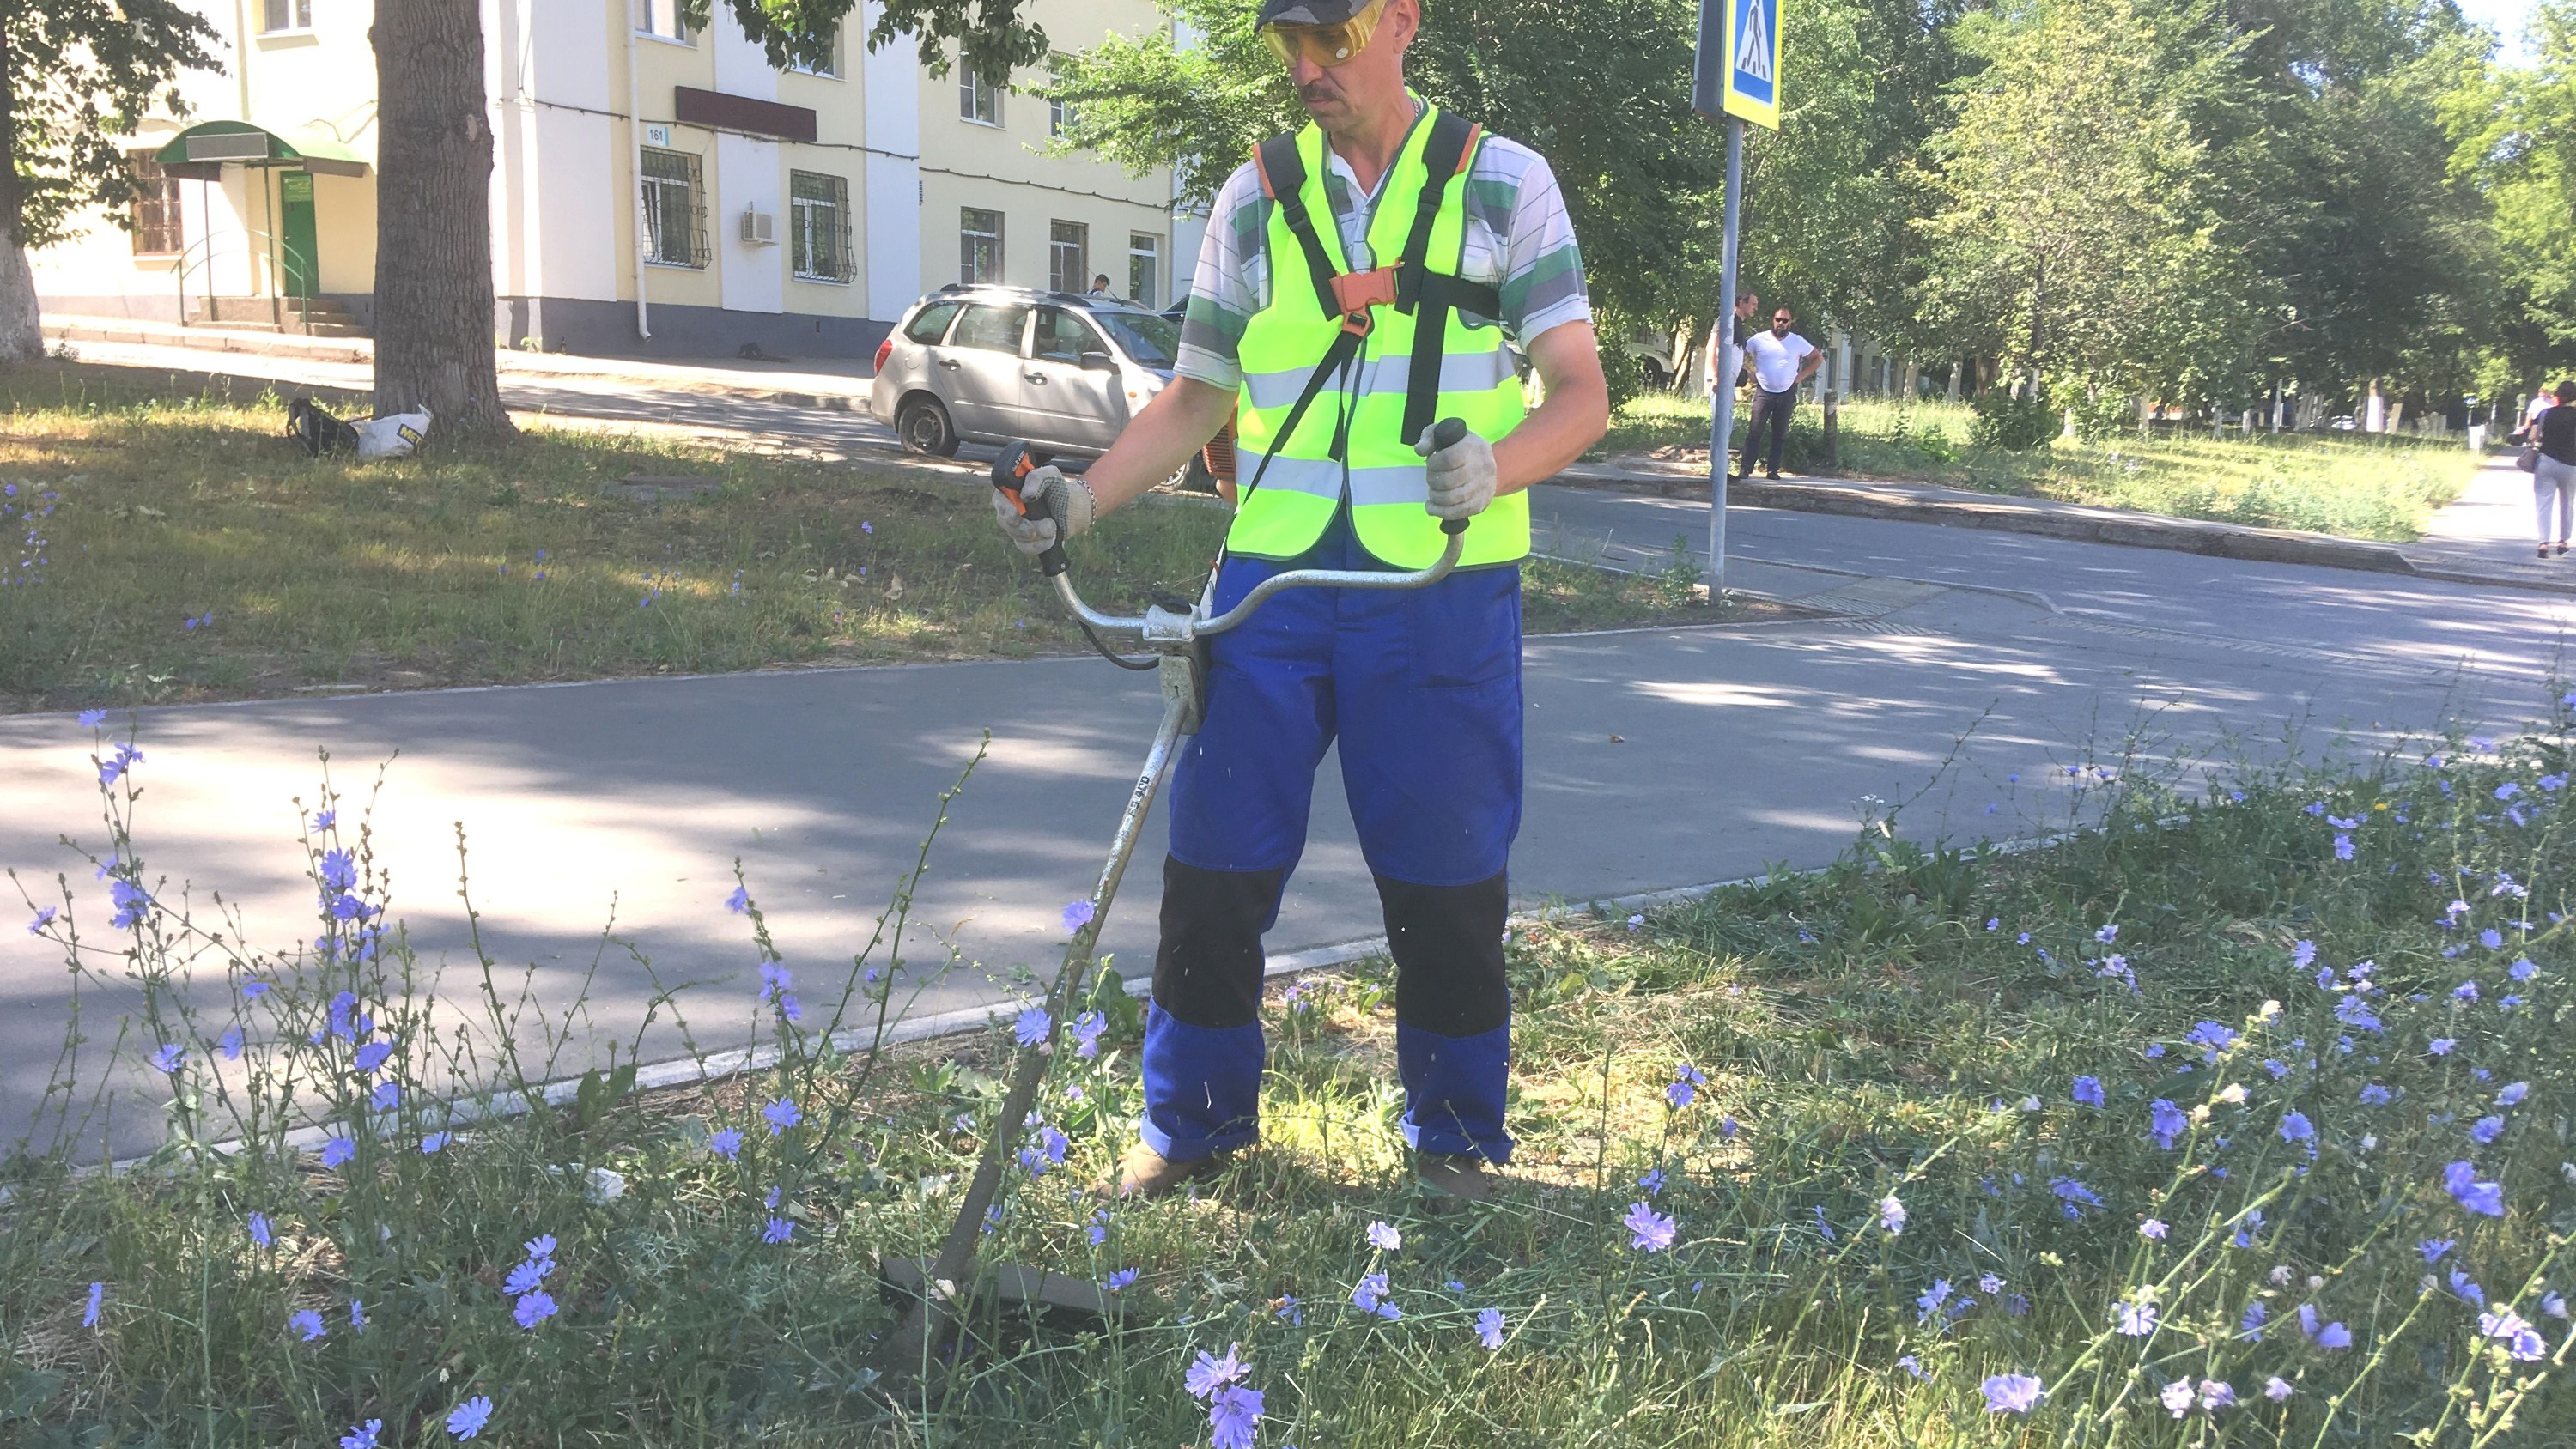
[32,0,1181,361]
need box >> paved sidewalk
[1556,452,2576,597]
[43,314,876,413]
[2415,456,2565,571]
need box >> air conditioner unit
[740,209,776,246]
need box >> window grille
[789,171,852,282]
[1049,220,1088,296]
[130,157,184,255]
[641,148,708,269]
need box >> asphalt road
[11,351,2567,1154]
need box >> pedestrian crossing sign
[1723,0,1781,129]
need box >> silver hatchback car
[871,284,1179,458]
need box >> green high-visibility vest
[1228,105,1529,569]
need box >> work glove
[990,465,1096,556]
[1417,425,1498,522]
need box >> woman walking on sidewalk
[2536,381,2576,558]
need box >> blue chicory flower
[446,1397,494,1440]
[1983,1374,2043,1413]
[1625,1202,1676,1252]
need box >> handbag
[2519,443,2542,473]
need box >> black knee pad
[1152,856,1287,1030]
[1378,871,1510,1037]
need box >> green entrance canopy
[154,121,368,176]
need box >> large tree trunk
[370,0,513,435]
[0,26,46,364]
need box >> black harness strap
[1257,135,1342,323]
[1233,113,1504,526]
[1397,111,1489,450]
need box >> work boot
[1096,1141,1227,1200]
[1413,1152,1498,1206]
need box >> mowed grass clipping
[10,705,2572,1445]
[1601,393,2481,541]
[0,362,1751,713]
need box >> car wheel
[897,395,959,457]
[1176,454,1221,494]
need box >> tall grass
[4,700,2571,1446]
[0,361,1714,713]
[1602,393,2481,541]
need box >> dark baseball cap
[1257,0,1377,24]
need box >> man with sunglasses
[1735,306,1820,480]
[992,0,1607,1203]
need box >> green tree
[1739,0,1962,357]
[1916,0,2263,421]
[1,0,219,362]
[2220,0,2495,418]
[1048,0,1730,403]
[2450,0,2576,396]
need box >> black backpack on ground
[288,397,361,458]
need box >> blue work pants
[1139,509,1521,1165]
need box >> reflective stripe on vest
[1227,107,1529,569]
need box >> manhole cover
[604,475,723,502]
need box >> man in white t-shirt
[1735,306,1821,479]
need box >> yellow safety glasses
[1260,0,1390,68]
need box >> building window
[1048,221,1088,296]
[789,171,851,282]
[129,157,185,256]
[635,0,690,42]
[960,207,1004,284]
[959,66,1003,125]
[1049,98,1076,137]
[785,28,838,76]
[261,0,313,32]
[1127,233,1161,310]
[640,148,707,268]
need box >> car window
[1096,310,1178,369]
[1032,308,1103,364]
[951,303,1030,354]
[903,300,962,344]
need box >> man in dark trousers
[1736,305,1820,479]
[990,0,1607,1202]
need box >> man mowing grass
[990,0,1607,1201]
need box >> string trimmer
[885,421,1472,1363]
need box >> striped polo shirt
[1174,99,1592,393]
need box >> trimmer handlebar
[1005,417,1473,647]
[990,443,1070,579]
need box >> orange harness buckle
[1329,267,1400,316]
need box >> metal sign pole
[1705,118,1743,599]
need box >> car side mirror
[1080,350,1115,372]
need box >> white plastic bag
[355,408,433,461]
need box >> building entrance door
[279,170,318,299]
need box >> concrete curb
[1554,459,2427,578]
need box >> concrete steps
[186,296,370,338]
